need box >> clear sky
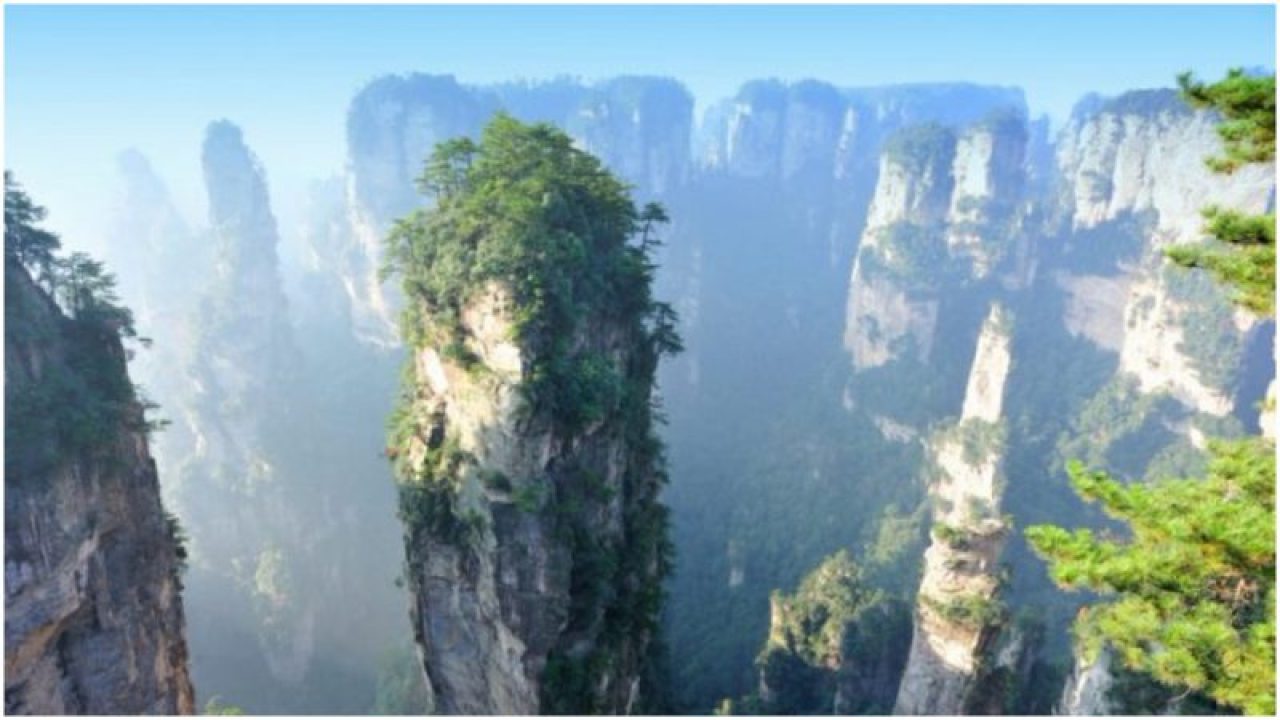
[5,3,1275,256]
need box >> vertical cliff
[845,114,1028,378]
[894,304,1014,715]
[163,121,407,713]
[5,231,194,713]
[173,120,310,694]
[1050,90,1272,420]
[386,115,679,714]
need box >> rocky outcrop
[1057,647,1115,715]
[170,121,315,703]
[894,304,1013,715]
[1052,90,1273,419]
[398,279,670,714]
[701,81,1025,184]
[389,120,675,714]
[844,114,1029,374]
[4,259,194,714]
[162,121,410,713]
[753,551,911,715]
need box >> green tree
[1165,69,1276,315]
[382,114,680,713]
[1027,439,1274,715]
[1029,70,1277,716]
[5,172,62,286]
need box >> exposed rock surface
[4,260,194,714]
[1052,91,1273,418]
[894,305,1013,715]
[844,114,1029,373]
[1057,647,1115,715]
[397,273,670,713]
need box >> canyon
[6,71,1271,714]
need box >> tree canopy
[1166,69,1276,316]
[382,112,681,432]
[1029,69,1277,716]
[5,172,61,285]
[1027,439,1274,715]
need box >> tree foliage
[382,115,680,713]
[1178,69,1275,174]
[5,173,159,478]
[1027,439,1275,715]
[5,172,61,284]
[383,112,681,432]
[1166,69,1276,316]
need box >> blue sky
[5,4,1275,255]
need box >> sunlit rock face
[4,261,194,715]
[894,304,1013,715]
[844,112,1030,374]
[1052,90,1274,420]
[397,280,668,715]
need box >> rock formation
[387,117,677,714]
[753,551,911,715]
[844,114,1029,375]
[1051,90,1272,420]
[894,304,1014,715]
[150,120,411,714]
[1057,647,1115,715]
[4,252,194,714]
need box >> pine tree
[1165,69,1276,315]
[1028,70,1277,715]
[1027,439,1275,715]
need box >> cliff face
[1057,647,1115,715]
[4,260,194,714]
[389,117,675,714]
[165,121,407,713]
[845,116,1029,376]
[399,288,635,713]
[174,120,309,689]
[1051,91,1273,419]
[894,304,1014,715]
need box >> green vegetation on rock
[1166,69,1275,315]
[5,173,161,480]
[382,113,680,714]
[1027,439,1275,715]
[883,123,956,176]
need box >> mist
[4,4,1276,716]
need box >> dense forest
[3,28,1275,715]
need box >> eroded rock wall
[894,305,1013,715]
[4,260,194,715]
